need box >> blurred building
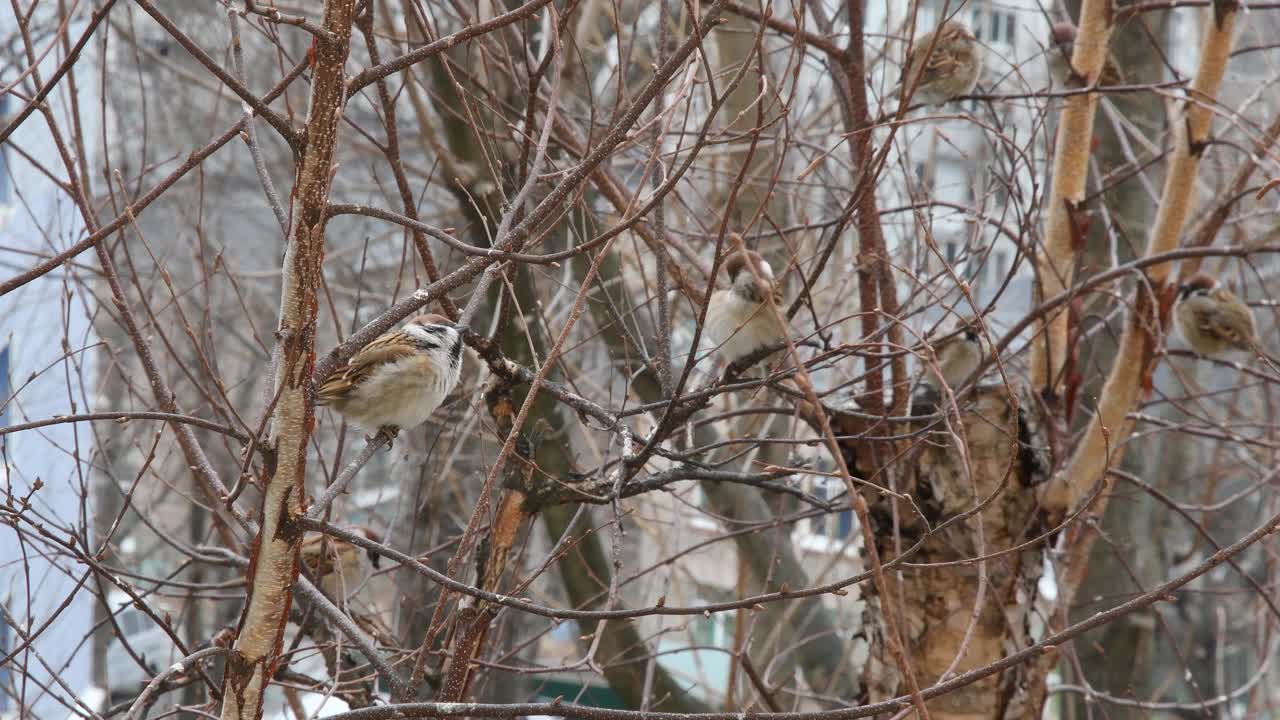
[0,9,102,718]
[869,0,1049,337]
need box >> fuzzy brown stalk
[218,2,358,718]
[1030,0,1115,396]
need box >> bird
[893,20,983,106]
[316,313,467,435]
[1175,273,1259,357]
[1046,21,1123,88]
[704,249,788,367]
[299,527,383,602]
[924,315,984,390]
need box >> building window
[801,477,855,548]
[992,250,1009,284]
[944,240,959,264]
[914,162,934,193]
[990,10,1016,44]
[0,345,9,482]
[972,7,1016,45]
[0,345,9,424]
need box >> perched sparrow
[1047,22,1123,88]
[894,21,983,106]
[1175,273,1258,357]
[924,316,984,390]
[299,527,382,602]
[317,314,466,433]
[704,250,788,366]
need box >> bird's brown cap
[1049,21,1077,45]
[723,250,773,283]
[408,313,455,327]
[1178,272,1219,301]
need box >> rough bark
[218,2,357,718]
[838,386,1046,719]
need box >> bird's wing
[1186,295,1246,349]
[316,332,419,404]
[906,28,960,88]
[1208,290,1255,348]
[299,535,334,575]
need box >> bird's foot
[367,426,399,451]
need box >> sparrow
[893,21,983,106]
[1046,21,1123,88]
[299,527,382,602]
[316,313,466,433]
[704,250,788,366]
[924,316,984,390]
[1175,273,1258,357]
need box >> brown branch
[0,0,118,146]
[1046,1,1239,518]
[0,411,249,442]
[347,0,556,93]
[313,0,728,383]
[218,1,359,718]
[723,0,845,58]
[133,0,298,147]
[275,497,1280,718]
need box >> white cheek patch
[758,259,775,281]
[404,324,432,343]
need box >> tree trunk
[837,386,1047,718]
[219,3,357,718]
[1064,5,1172,715]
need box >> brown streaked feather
[300,537,355,578]
[1179,280,1258,355]
[299,528,380,577]
[906,22,972,88]
[1199,288,1256,350]
[316,332,420,404]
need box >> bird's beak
[454,324,473,336]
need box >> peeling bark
[1031,0,1115,397]
[1028,3,1240,713]
[218,2,358,718]
[1044,2,1238,519]
[839,387,1047,719]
